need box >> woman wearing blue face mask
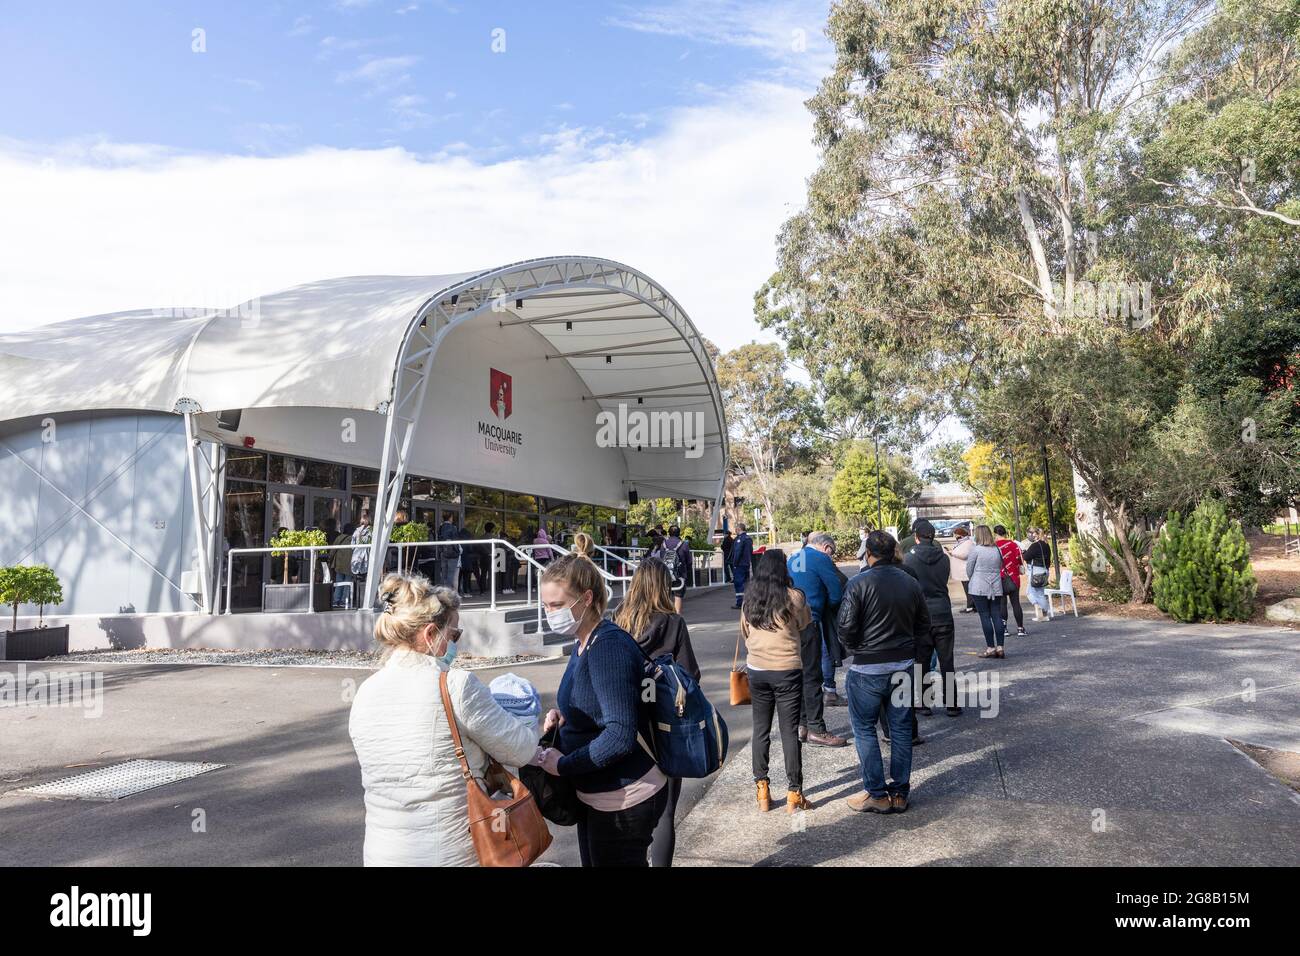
[348,572,542,866]
[537,553,668,867]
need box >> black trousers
[577,785,671,867]
[798,620,827,734]
[750,668,803,791]
[998,581,1024,629]
[915,620,957,709]
[649,776,682,867]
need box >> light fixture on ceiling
[565,320,573,331]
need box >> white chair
[1044,568,1078,617]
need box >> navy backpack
[637,653,728,778]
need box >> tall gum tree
[716,342,816,544]
[762,0,1280,603]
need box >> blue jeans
[972,594,1005,647]
[332,572,354,608]
[820,619,837,692]
[846,669,913,798]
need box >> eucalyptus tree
[760,0,1290,602]
[715,342,818,543]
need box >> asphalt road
[5,570,1298,866]
[0,582,749,866]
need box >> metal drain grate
[11,759,226,801]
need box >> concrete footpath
[676,600,1300,866]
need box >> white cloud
[288,15,315,37]
[336,54,420,93]
[0,82,817,353]
[608,0,833,80]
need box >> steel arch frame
[361,256,730,607]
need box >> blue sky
[0,1,828,158]
[0,1,836,353]
[0,1,969,459]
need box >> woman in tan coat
[739,549,812,813]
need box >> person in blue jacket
[730,523,754,609]
[787,532,849,747]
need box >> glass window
[504,492,537,514]
[409,477,461,504]
[464,485,504,509]
[223,481,266,613]
[269,455,344,489]
[501,511,527,544]
[269,489,305,533]
[226,449,266,482]
[506,512,538,542]
[464,508,505,538]
[224,481,266,549]
[543,497,575,516]
[351,494,375,526]
[351,467,380,497]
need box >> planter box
[262,582,332,613]
[3,624,70,661]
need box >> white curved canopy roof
[0,256,728,503]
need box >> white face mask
[546,593,590,636]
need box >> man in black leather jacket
[836,530,930,814]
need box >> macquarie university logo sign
[490,367,512,419]
[478,367,522,458]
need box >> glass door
[266,486,306,584]
[224,481,267,612]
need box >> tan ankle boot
[786,790,810,813]
[756,780,771,812]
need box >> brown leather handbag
[730,627,751,706]
[439,671,553,867]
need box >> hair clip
[380,591,397,613]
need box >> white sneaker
[502,589,515,595]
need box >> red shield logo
[490,368,512,419]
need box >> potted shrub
[390,520,429,573]
[264,529,332,612]
[1,565,70,660]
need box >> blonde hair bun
[373,572,461,651]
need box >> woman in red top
[993,525,1026,637]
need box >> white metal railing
[519,542,631,603]
[218,537,732,619]
[222,538,547,628]
[555,542,728,590]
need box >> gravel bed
[41,648,547,670]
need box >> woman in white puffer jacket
[349,573,540,866]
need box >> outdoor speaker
[216,408,242,431]
[628,488,639,506]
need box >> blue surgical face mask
[436,639,458,667]
[430,627,458,666]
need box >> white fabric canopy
[0,256,728,502]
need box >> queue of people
[346,514,1055,865]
